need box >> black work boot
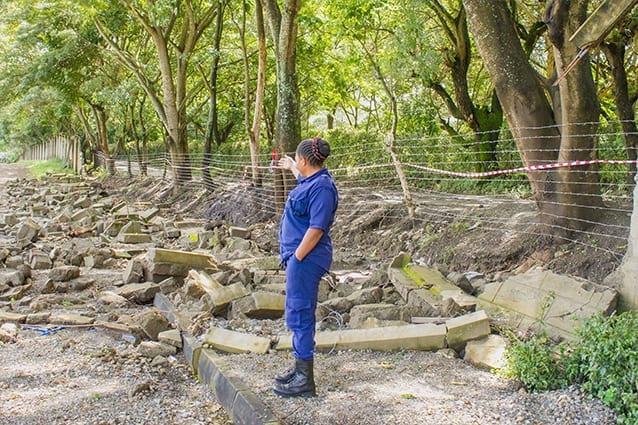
[273,359,316,398]
[274,360,297,385]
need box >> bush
[503,311,638,424]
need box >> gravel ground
[0,325,617,425]
[222,349,617,425]
[0,327,232,425]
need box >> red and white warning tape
[406,159,637,179]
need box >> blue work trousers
[285,256,326,361]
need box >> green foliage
[21,158,74,179]
[503,312,638,424]
[567,312,638,424]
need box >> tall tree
[262,0,302,208]
[95,0,218,184]
[462,0,605,235]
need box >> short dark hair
[297,137,331,167]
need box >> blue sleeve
[308,184,337,232]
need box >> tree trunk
[601,41,638,186]
[203,1,225,191]
[463,0,605,234]
[263,0,302,212]
[242,0,266,187]
[545,0,605,230]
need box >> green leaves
[504,311,638,424]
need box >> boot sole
[273,387,316,398]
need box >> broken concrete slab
[445,310,490,352]
[0,310,28,323]
[203,327,271,354]
[464,334,507,370]
[229,291,285,319]
[137,341,177,358]
[478,268,618,340]
[388,253,477,317]
[115,282,161,304]
[276,323,447,352]
[49,312,95,325]
[126,309,170,340]
[48,265,81,282]
[158,329,182,348]
[142,248,218,283]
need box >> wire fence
[86,122,638,261]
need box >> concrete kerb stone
[156,294,281,425]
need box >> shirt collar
[298,167,327,184]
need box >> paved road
[0,162,30,184]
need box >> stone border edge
[155,293,280,425]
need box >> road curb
[155,293,280,425]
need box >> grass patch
[20,159,74,179]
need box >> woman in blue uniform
[274,137,338,398]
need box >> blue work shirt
[279,167,338,271]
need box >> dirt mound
[98,175,628,285]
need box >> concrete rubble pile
[0,173,620,374]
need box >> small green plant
[503,311,638,424]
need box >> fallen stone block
[0,284,31,302]
[347,303,402,329]
[477,268,618,340]
[0,270,26,287]
[127,309,170,340]
[228,226,251,239]
[29,250,52,269]
[276,323,447,352]
[120,233,153,244]
[16,218,41,244]
[0,310,27,323]
[158,329,182,348]
[137,341,177,358]
[123,257,145,284]
[115,282,161,304]
[26,312,51,324]
[464,334,507,370]
[229,291,285,319]
[49,312,95,326]
[143,248,218,282]
[48,265,80,282]
[445,310,491,352]
[203,327,271,354]
[201,283,251,315]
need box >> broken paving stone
[48,265,80,282]
[49,312,95,326]
[477,268,618,340]
[203,327,271,354]
[122,257,145,284]
[127,309,170,340]
[16,218,41,244]
[0,284,31,302]
[115,282,161,304]
[445,310,491,352]
[54,277,95,293]
[229,291,285,320]
[464,334,507,370]
[0,310,27,323]
[347,304,403,329]
[345,287,384,305]
[98,291,130,307]
[137,341,177,358]
[158,329,182,348]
